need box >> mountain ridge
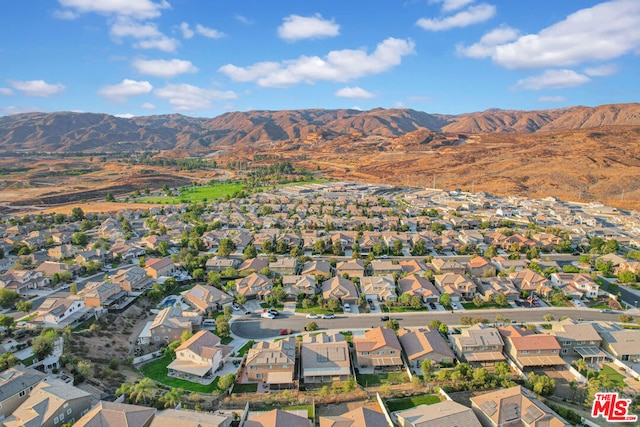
[0,103,639,152]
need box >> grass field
[386,394,441,412]
[140,355,222,393]
[235,340,255,357]
[136,182,244,204]
[231,383,258,394]
[356,371,409,387]
[598,364,626,387]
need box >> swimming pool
[162,297,177,308]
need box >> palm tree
[115,383,132,401]
[575,358,588,374]
[131,378,155,404]
[160,388,183,409]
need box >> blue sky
[1,0,639,117]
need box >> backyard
[385,394,442,412]
[356,371,409,387]
[598,364,626,388]
[140,355,222,393]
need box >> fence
[133,350,163,366]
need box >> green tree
[439,323,449,335]
[526,372,556,396]
[218,373,236,391]
[15,300,33,313]
[243,244,258,260]
[385,319,400,331]
[409,296,423,309]
[473,295,484,307]
[0,289,19,309]
[390,239,403,256]
[70,207,85,222]
[439,293,451,308]
[71,232,89,246]
[314,240,326,254]
[484,246,498,259]
[32,333,56,360]
[411,240,427,256]
[327,298,340,312]
[0,353,19,372]
[76,360,94,378]
[216,318,230,337]
[164,341,181,359]
[305,321,318,331]
[159,388,183,408]
[158,241,170,257]
[131,378,155,404]
[618,270,636,283]
[105,192,115,202]
[69,283,78,295]
[420,359,434,379]
[494,361,511,378]
[261,240,274,254]
[494,293,508,307]
[332,241,343,256]
[0,315,15,330]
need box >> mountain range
[1,103,639,153]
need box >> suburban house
[282,275,318,299]
[145,258,176,279]
[74,401,156,427]
[77,281,127,310]
[399,259,429,275]
[183,284,234,313]
[546,318,606,363]
[361,275,398,302]
[0,270,50,295]
[141,234,172,251]
[109,242,146,261]
[300,333,351,385]
[397,327,456,369]
[491,256,528,272]
[434,273,477,301]
[3,378,93,427]
[395,401,482,427]
[477,277,520,302]
[450,324,506,368]
[111,266,149,293]
[244,409,312,427]
[205,257,239,273]
[139,306,199,345]
[335,259,366,278]
[301,260,334,279]
[509,269,552,297]
[318,407,387,427]
[397,275,440,303]
[498,326,564,371]
[238,257,269,274]
[47,244,79,261]
[370,260,403,276]
[431,258,466,274]
[594,322,640,362]
[353,327,403,371]
[235,273,273,300]
[321,277,359,306]
[245,338,296,389]
[0,366,47,419]
[34,297,87,327]
[167,330,233,384]
[550,273,599,299]
[467,256,496,278]
[269,258,297,276]
[470,385,571,427]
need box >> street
[231,307,625,339]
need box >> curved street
[231,307,625,339]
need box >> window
[256,373,262,379]
[390,350,396,354]
[54,416,59,424]
[562,349,568,354]
[67,408,72,415]
[282,365,288,368]
[362,351,370,356]
[19,390,26,397]
[521,350,529,354]
[63,403,69,408]
[60,413,64,420]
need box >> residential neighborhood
[0,181,640,426]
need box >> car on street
[268,308,279,316]
[380,315,390,321]
[600,309,611,313]
[306,313,319,319]
[279,329,292,335]
[322,313,335,319]
[261,312,275,319]
[244,310,252,315]
[232,304,241,311]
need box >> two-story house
[300,333,351,385]
[321,277,359,307]
[167,330,233,384]
[397,327,456,370]
[235,273,273,300]
[0,366,46,419]
[353,327,403,371]
[434,273,476,301]
[245,338,296,390]
[546,318,606,363]
[183,284,234,314]
[35,297,86,327]
[361,276,397,303]
[498,325,564,372]
[450,324,505,368]
[397,274,440,304]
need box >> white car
[261,312,275,319]
[306,313,319,319]
[344,303,351,311]
[232,304,241,311]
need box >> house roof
[301,333,350,376]
[319,407,387,427]
[244,409,312,427]
[470,385,570,427]
[175,330,221,356]
[397,327,455,361]
[74,401,156,427]
[548,318,602,342]
[353,327,401,352]
[598,329,640,356]
[146,257,174,271]
[0,366,46,403]
[150,408,229,427]
[499,326,561,351]
[246,337,296,366]
[395,401,482,427]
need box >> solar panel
[523,405,544,424]
[481,401,497,416]
[503,403,520,422]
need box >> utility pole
[433,175,436,189]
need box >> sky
[1,0,639,118]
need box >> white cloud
[512,69,590,90]
[465,0,640,69]
[57,0,170,19]
[141,102,156,109]
[235,15,253,25]
[219,37,415,88]
[429,0,476,12]
[0,88,13,96]
[99,79,152,102]
[154,83,237,111]
[110,17,179,52]
[179,22,193,39]
[0,106,43,116]
[335,86,375,99]
[195,24,225,39]
[417,3,495,31]
[52,9,79,20]
[133,58,198,78]
[115,113,135,118]
[584,64,618,76]
[456,25,519,58]
[9,80,66,97]
[538,96,566,102]
[277,14,340,42]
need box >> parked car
[322,313,335,319]
[232,304,241,311]
[268,308,279,316]
[261,312,275,319]
[380,315,390,321]
[244,310,252,315]
[344,303,351,311]
[306,313,319,319]
[279,329,292,335]
[429,302,436,310]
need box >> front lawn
[380,304,429,313]
[589,302,609,309]
[140,355,222,393]
[599,364,626,388]
[461,302,506,310]
[386,394,442,412]
[295,305,339,315]
[236,340,255,357]
[232,383,258,394]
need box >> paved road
[231,307,626,339]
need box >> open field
[136,182,244,204]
